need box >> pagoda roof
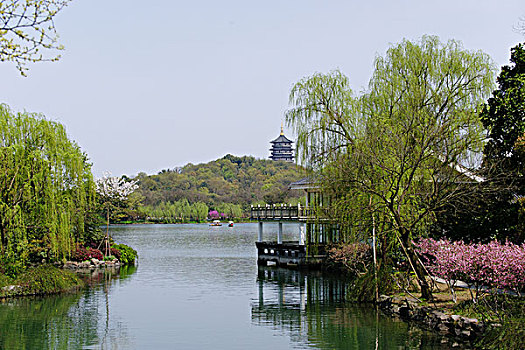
[270,134,293,144]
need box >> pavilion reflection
[252,266,450,350]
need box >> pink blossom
[414,238,525,293]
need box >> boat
[228,221,234,227]
[210,220,222,226]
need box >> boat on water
[210,220,222,226]
[228,221,234,227]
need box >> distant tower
[269,124,294,162]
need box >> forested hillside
[133,155,305,221]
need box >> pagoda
[269,125,294,162]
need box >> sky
[0,0,524,178]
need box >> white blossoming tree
[96,172,138,256]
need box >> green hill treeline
[131,154,305,222]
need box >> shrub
[0,255,26,278]
[110,247,121,260]
[415,238,525,297]
[27,239,51,263]
[328,243,372,276]
[13,265,83,296]
[111,244,137,265]
[88,248,103,260]
[71,245,103,261]
[71,245,90,261]
[0,273,13,288]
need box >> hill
[133,154,305,221]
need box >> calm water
[0,223,447,349]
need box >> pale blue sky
[0,0,523,177]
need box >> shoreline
[377,294,486,348]
[1,262,127,300]
[0,265,85,300]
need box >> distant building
[269,125,294,162]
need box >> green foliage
[0,272,13,287]
[0,254,26,278]
[0,0,72,76]
[433,42,525,243]
[138,199,209,223]
[0,104,96,269]
[458,41,525,242]
[135,154,304,219]
[482,43,525,166]
[111,244,137,265]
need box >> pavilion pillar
[258,278,264,307]
[258,221,263,242]
[278,222,283,244]
[305,190,309,208]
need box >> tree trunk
[105,207,110,257]
[399,231,433,300]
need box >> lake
[0,223,448,349]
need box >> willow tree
[0,104,95,272]
[0,0,72,75]
[286,36,495,300]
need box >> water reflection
[252,267,448,350]
[0,265,137,350]
[1,225,451,349]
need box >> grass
[0,265,84,298]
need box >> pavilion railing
[250,204,331,221]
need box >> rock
[437,324,449,334]
[2,285,21,292]
[379,295,391,303]
[465,317,478,324]
[460,330,471,338]
[377,295,487,346]
[399,306,411,318]
[63,261,78,269]
[435,312,449,323]
[91,258,100,265]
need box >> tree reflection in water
[0,265,137,350]
[252,267,449,350]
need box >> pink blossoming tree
[415,238,525,302]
